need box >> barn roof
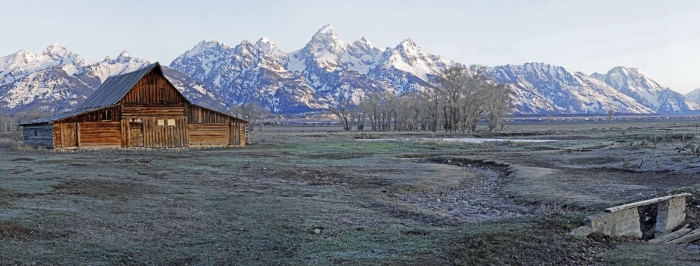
[77,63,174,110]
[20,62,244,126]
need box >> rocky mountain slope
[2,25,698,115]
[684,88,700,105]
[488,63,655,114]
[592,67,700,113]
[170,24,697,114]
[0,43,227,115]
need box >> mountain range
[0,43,226,115]
[2,24,699,116]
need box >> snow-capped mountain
[0,43,228,114]
[171,25,390,112]
[170,24,454,112]
[173,24,696,114]
[3,25,698,115]
[489,63,655,114]
[592,67,700,113]
[171,38,322,113]
[686,89,700,105]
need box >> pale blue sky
[2,0,698,93]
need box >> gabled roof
[20,62,245,126]
[77,63,177,110]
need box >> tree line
[329,64,515,132]
[0,110,50,132]
[228,102,270,132]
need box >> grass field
[1,120,700,265]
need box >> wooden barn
[20,62,247,150]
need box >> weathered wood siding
[143,117,187,148]
[55,106,120,123]
[188,105,247,146]
[61,122,79,149]
[22,124,53,149]
[239,122,246,146]
[77,122,121,148]
[188,124,229,147]
[122,71,185,106]
[187,105,232,124]
[122,106,184,117]
[227,120,246,146]
[52,123,62,150]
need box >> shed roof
[20,62,245,126]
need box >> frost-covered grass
[1,122,700,264]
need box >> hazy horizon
[2,0,698,93]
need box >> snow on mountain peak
[191,40,229,53]
[351,37,379,50]
[596,66,700,112]
[118,50,131,58]
[255,37,280,54]
[42,42,72,58]
[398,38,418,49]
[308,24,344,49]
[686,89,700,105]
[316,24,336,35]
[14,49,30,59]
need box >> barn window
[34,130,37,136]
[102,109,111,121]
[167,118,176,126]
[157,119,165,126]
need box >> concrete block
[656,197,686,236]
[570,226,595,237]
[584,208,642,238]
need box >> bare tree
[362,92,391,131]
[3,110,50,132]
[351,103,366,131]
[0,114,14,132]
[229,102,266,131]
[425,80,443,132]
[431,65,470,132]
[425,64,511,133]
[257,107,270,132]
[329,96,353,131]
[483,83,515,132]
[459,65,491,132]
[607,110,614,123]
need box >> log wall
[188,124,229,147]
[122,106,185,117]
[77,122,121,149]
[188,105,234,124]
[56,106,120,123]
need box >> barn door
[129,119,144,147]
[62,122,78,148]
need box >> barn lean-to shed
[20,62,247,150]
